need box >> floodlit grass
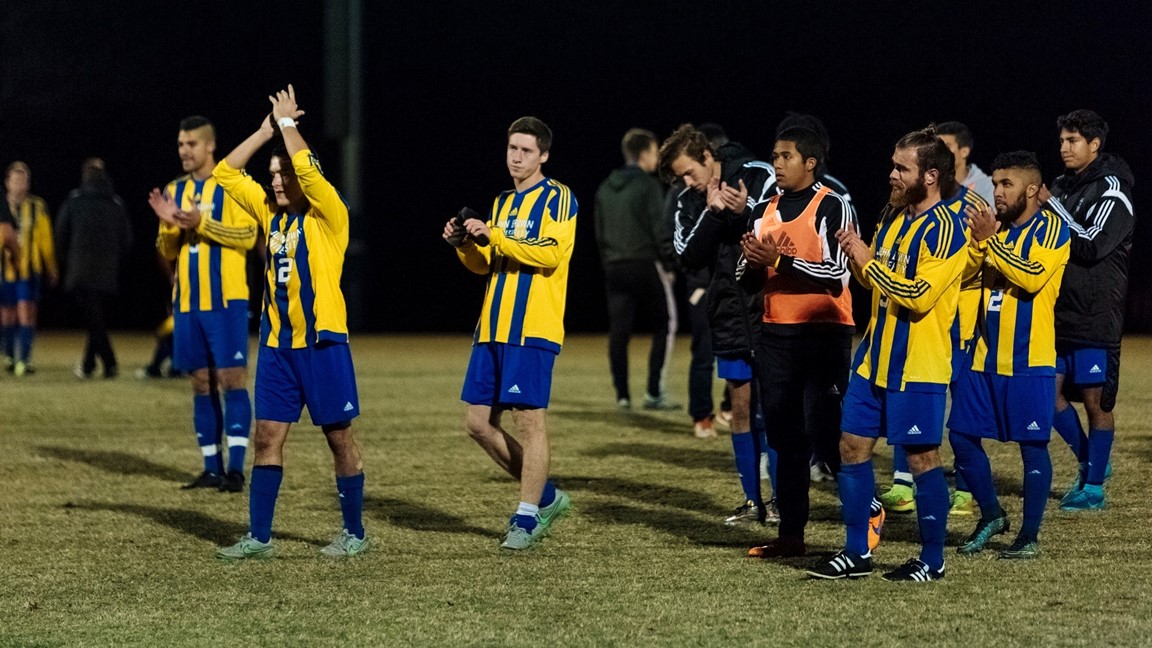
[3,332,1152,646]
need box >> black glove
[454,206,489,246]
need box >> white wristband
[277,117,297,129]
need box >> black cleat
[218,470,246,493]
[806,551,873,580]
[882,558,945,582]
[181,471,223,490]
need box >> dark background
[3,1,1150,334]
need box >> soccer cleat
[216,533,276,561]
[616,398,632,411]
[714,409,733,432]
[949,490,976,516]
[868,505,885,551]
[1060,484,1105,511]
[73,362,93,379]
[643,393,680,410]
[806,551,873,579]
[764,498,780,524]
[218,470,246,493]
[809,461,834,483]
[998,537,1040,560]
[724,500,765,526]
[320,529,370,557]
[747,536,806,558]
[537,488,571,533]
[694,418,717,439]
[882,558,944,582]
[13,361,27,377]
[957,514,1010,555]
[500,522,545,550]
[879,484,916,513]
[181,471,223,490]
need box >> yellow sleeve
[486,185,577,269]
[195,198,258,251]
[212,160,271,230]
[291,149,348,235]
[456,243,492,275]
[862,231,967,315]
[985,227,1070,295]
[849,236,876,290]
[34,203,58,276]
[962,240,985,283]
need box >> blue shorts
[948,368,1054,443]
[461,343,556,409]
[841,372,946,446]
[0,281,14,307]
[173,301,250,372]
[255,342,360,426]
[1055,343,1107,387]
[716,356,753,381]
[0,279,38,306]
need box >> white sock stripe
[227,436,250,448]
[200,445,220,457]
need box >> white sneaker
[694,418,717,438]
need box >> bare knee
[905,446,941,476]
[216,366,248,392]
[465,406,497,441]
[839,433,874,464]
[189,369,212,395]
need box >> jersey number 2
[277,257,294,285]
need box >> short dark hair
[179,115,216,141]
[81,157,108,185]
[991,150,1043,185]
[896,125,957,198]
[1057,109,1108,147]
[697,122,728,148]
[508,116,553,153]
[935,121,974,150]
[659,123,712,183]
[775,126,827,177]
[621,128,658,163]
[776,112,830,153]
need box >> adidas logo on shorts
[1090,364,1103,374]
[233,351,245,361]
[907,425,922,435]
[1027,421,1041,431]
[508,384,522,394]
[343,402,354,412]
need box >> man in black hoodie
[1041,110,1135,511]
[661,123,777,525]
[594,129,678,411]
[55,158,133,378]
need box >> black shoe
[181,471,223,490]
[881,558,945,582]
[957,515,1010,555]
[218,470,246,493]
[806,551,873,579]
[103,365,119,379]
[724,499,766,526]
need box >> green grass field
[3,332,1151,646]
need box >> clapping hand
[964,203,1000,243]
[836,228,872,268]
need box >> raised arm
[985,212,1071,295]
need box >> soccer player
[147,116,257,493]
[1042,110,1134,511]
[937,121,995,205]
[949,151,1070,559]
[661,123,777,525]
[443,116,575,550]
[594,128,678,411]
[212,85,368,560]
[807,127,969,582]
[2,162,58,376]
[740,126,856,558]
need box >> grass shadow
[579,441,733,473]
[68,502,321,546]
[579,499,765,548]
[552,409,683,434]
[554,473,726,516]
[37,445,190,483]
[363,496,492,538]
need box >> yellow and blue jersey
[457,177,577,353]
[157,176,256,313]
[851,200,970,391]
[949,186,988,354]
[3,195,57,282]
[969,209,1070,376]
[213,150,350,349]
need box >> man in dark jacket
[661,123,776,525]
[55,158,133,378]
[594,129,678,411]
[1041,110,1134,511]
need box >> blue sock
[336,473,366,539]
[766,445,778,496]
[731,431,762,505]
[838,460,874,556]
[17,325,34,363]
[914,467,949,571]
[1052,406,1088,462]
[539,480,557,508]
[892,445,913,486]
[1086,428,1114,485]
[2,325,14,360]
[249,465,284,543]
[954,465,969,492]
[949,430,1002,519]
[223,389,252,474]
[513,502,539,532]
[1019,441,1052,543]
[193,394,224,474]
